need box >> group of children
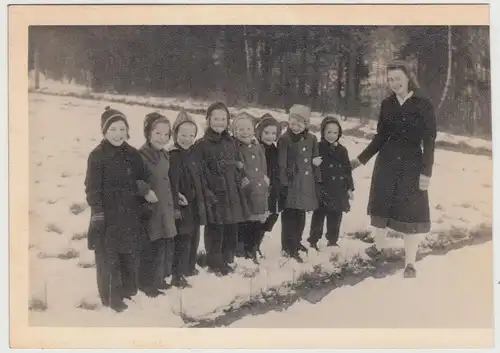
[85,102,354,313]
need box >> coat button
[255,168,259,172]
[302,147,306,151]
[258,183,261,187]
[164,176,169,180]
[305,171,309,175]
[340,176,344,180]
[252,155,255,159]
[329,164,333,168]
[304,158,308,163]
[332,176,336,180]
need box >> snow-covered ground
[28,92,492,327]
[230,240,494,328]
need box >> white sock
[404,234,419,267]
[372,227,388,250]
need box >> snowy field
[28,92,492,327]
[230,240,493,328]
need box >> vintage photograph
[18,4,493,345]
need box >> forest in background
[28,25,491,137]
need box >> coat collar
[319,139,342,157]
[205,127,232,143]
[100,139,133,158]
[139,142,169,164]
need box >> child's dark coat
[168,143,207,235]
[316,140,354,213]
[85,140,150,254]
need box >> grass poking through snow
[69,203,87,215]
[46,223,63,234]
[29,298,48,312]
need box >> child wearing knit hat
[307,116,354,250]
[85,106,155,312]
[138,112,178,296]
[195,101,251,276]
[277,104,322,263]
[167,109,208,286]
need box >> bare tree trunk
[243,25,252,102]
[34,47,40,90]
[437,25,453,114]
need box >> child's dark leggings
[238,221,261,254]
[95,247,139,306]
[171,234,191,279]
[281,208,306,255]
[204,223,238,270]
[308,208,343,245]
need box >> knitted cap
[231,112,256,136]
[320,116,343,142]
[143,112,171,141]
[289,104,311,125]
[172,108,198,142]
[255,114,282,142]
[101,106,129,135]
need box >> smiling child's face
[105,120,128,146]
[234,118,255,144]
[261,125,278,145]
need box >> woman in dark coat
[195,102,251,275]
[168,108,207,286]
[138,112,178,296]
[351,60,437,278]
[277,104,322,263]
[85,106,153,312]
[308,116,354,249]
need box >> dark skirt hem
[370,215,430,234]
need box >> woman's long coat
[194,128,251,225]
[317,140,354,213]
[84,140,150,254]
[357,92,437,234]
[277,130,321,211]
[138,143,178,241]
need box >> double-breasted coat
[357,92,437,234]
[236,138,269,219]
[138,143,178,241]
[85,140,150,255]
[277,129,321,211]
[195,128,251,225]
[317,140,354,213]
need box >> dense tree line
[28,25,491,137]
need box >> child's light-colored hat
[289,104,311,125]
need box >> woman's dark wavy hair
[386,60,420,92]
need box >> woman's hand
[348,190,354,200]
[264,175,270,186]
[419,174,430,191]
[145,189,159,203]
[350,158,361,170]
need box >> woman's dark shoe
[299,243,309,253]
[403,264,417,278]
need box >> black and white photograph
[9,2,495,349]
